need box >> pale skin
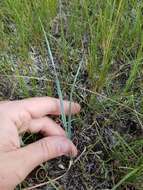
[0,97,80,190]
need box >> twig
[74,147,86,164]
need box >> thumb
[8,136,77,186]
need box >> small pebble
[58,164,65,170]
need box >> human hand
[0,97,80,190]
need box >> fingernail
[65,144,78,157]
[73,103,81,112]
[58,138,78,157]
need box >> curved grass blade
[68,59,83,138]
[112,165,143,190]
[39,18,68,136]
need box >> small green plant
[40,18,82,139]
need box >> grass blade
[68,59,83,138]
[39,18,68,135]
[112,165,143,190]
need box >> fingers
[29,117,66,136]
[15,97,80,118]
[8,136,77,184]
[0,97,80,137]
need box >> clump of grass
[0,0,57,57]
[112,164,143,190]
[111,132,143,190]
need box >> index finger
[15,97,81,118]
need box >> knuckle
[51,99,59,114]
[15,109,31,132]
[57,137,68,153]
[40,138,51,162]
[0,101,11,114]
[42,117,49,124]
[19,110,31,124]
[56,137,70,155]
[39,137,70,161]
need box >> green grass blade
[68,58,83,138]
[39,18,68,135]
[112,165,143,190]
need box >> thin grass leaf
[68,58,83,138]
[47,177,60,190]
[39,18,68,135]
[113,131,138,159]
[112,165,143,190]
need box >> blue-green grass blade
[39,18,68,135]
[68,58,83,138]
